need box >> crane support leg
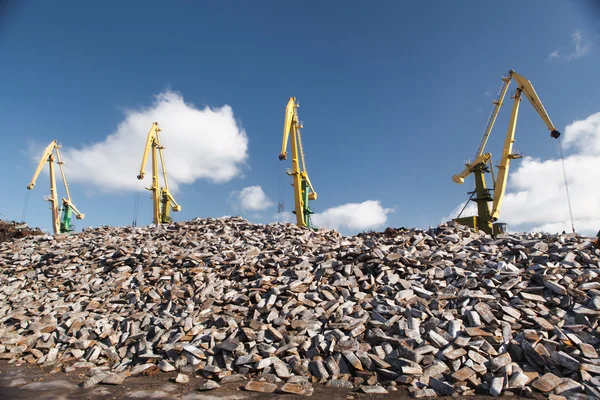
[291,139,305,228]
[160,188,171,223]
[48,155,60,235]
[453,163,494,235]
[490,89,522,221]
[302,179,314,228]
[61,204,73,233]
[151,145,160,225]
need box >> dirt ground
[0,361,524,400]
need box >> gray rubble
[0,216,599,398]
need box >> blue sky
[1,1,600,235]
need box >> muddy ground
[0,361,533,400]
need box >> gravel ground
[0,361,538,400]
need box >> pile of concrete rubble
[0,217,599,398]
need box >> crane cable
[132,180,141,227]
[457,189,476,219]
[21,190,30,223]
[557,138,575,234]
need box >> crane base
[453,216,507,236]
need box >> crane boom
[489,71,561,222]
[510,71,561,138]
[27,141,59,190]
[474,74,512,159]
[452,153,491,185]
[279,97,317,229]
[137,122,181,225]
[452,70,560,235]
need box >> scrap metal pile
[0,217,599,398]
[0,220,43,244]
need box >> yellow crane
[279,97,317,229]
[27,140,84,234]
[452,70,560,235]
[137,122,181,225]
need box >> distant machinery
[27,140,84,234]
[452,70,560,235]
[279,97,317,229]
[137,122,181,225]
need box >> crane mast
[279,97,317,229]
[137,122,181,225]
[452,70,560,235]
[27,140,85,234]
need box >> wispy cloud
[229,185,274,212]
[549,30,592,61]
[273,211,295,223]
[549,50,560,59]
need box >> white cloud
[312,200,393,231]
[229,185,274,212]
[441,200,479,224]
[273,211,295,223]
[549,30,591,61]
[444,111,600,236]
[531,220,598,235]
[49,90,248,192]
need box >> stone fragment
[489,376,504,397]
[579,343,598,359]
[551,351,580,371]
[219,374,246,384]
[360,385,388,394]
[0,217,598,398]
[411,388,438,398]
[328,379,353,389]
[451,367,476,382]
[508,372,530,389]
[554,378,582,395]
[280,383,313,396]
[82,372,110,389]
[244,381,278,393]
[101,373,126,385]
[429,378,456,396]
[490,353,512,372]
[197,380,220,391]
[158,360,175,373]
[130,364,154,376]
[532,373,562,393]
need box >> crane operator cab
[493,222,508,236]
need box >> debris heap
[0,217,599,398]
[0,220,43,243]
